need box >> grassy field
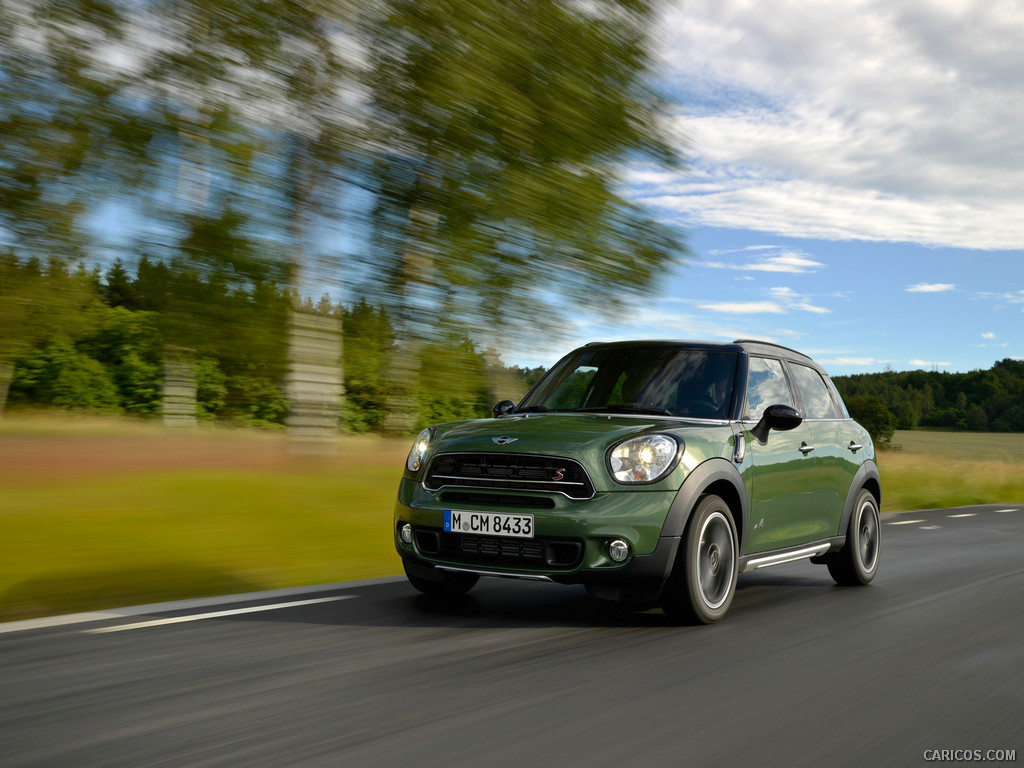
[878,430,1024,512]
[0,416,409,622]
[2,416,1022,622]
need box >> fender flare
[838,459,881,534]
[662,458,749,552]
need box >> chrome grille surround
[423,452,595,500]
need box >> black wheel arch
[663,458,749,553]
[837,459,881,535]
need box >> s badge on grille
[492,436,518,445]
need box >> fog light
[400,524,413,545]
[608,539,630,563]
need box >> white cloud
[693,301,785,314]
[645,0,1024,249]
[769,287,831,314]
[907,283,956,293]
[819,357,886,367]
[703,248,825,274]
[981,332,996,339]
[910,359,952,367]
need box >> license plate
[443,510,534,538]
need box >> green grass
[0,416,409,622]
[878,430,1024,512]
[2,417,1023,621]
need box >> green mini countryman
[394,340,881,623]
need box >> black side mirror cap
[752,404,803,444]
[492,400,516,418]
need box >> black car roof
[576,339,824,374]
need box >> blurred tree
[0,0,125,260]
[341,299,394,433]
[0,255,101,416]
[360,0,685,431]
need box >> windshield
[519,347,738,419]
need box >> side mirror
[752,404,802,444]
[492,400,516,418]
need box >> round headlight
[608,434,682,484]
[406,428,433,472]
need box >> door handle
[799,444,816,455]
[848,442,864,453]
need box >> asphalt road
[2,505,1022,768]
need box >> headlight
[608,434,682,484]
[406,428,434,472]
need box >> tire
[661,494,738,624]
[403,561,479,597]
[827,489,881,586]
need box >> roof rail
[732,339,808,358]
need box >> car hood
[433,413,688,456]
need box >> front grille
[439,491,556,509]
[424,453,595,499]
[414,528,583,570]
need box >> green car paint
[394,339,881,624]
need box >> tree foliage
[835,361,1024,433]
[360,0,684,339]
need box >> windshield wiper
[573,406,673,416]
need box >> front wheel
[661,494,738,624]
[827,489,880,586]
[403,561,479,597]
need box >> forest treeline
[6,250,1022,437]
[0,254,544,431]
[834,361,1024,444]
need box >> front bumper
[394,477,680,603]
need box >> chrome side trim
[437,565,554,582]
[740,543,831,573]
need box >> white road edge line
[887,519,926,525]
[84,596,356,634]
[948,513,978,518]
[996,508,1017,513]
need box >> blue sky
[508,0,1024,375]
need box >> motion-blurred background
[1,0,684,433]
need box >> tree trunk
[162,348,197,427]
[0,361,13,418]
[286,309,344,451]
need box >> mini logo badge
[492,436,518,445]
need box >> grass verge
[0,418,408,622]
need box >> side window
[745,357,794,418]
[790,364,838,420]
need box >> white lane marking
[920,525,942,530]
[888,519,926,525]
[84,596,355,634]
[948,513,977,518]
[996,508,1017,513]
[1,576,405,635]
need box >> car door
[786,362,859,540]
[741,356,819,553]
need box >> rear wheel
[661,494,738,624]
[827,489,880,586]
[403,561,479,597]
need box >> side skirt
[739,536,846,573]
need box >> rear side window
[745,357,794,418]
[789,364,838,419]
